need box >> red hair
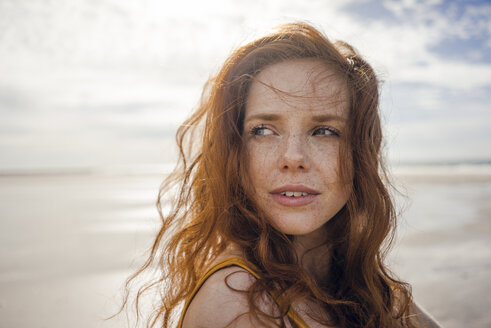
[121,22,416,328]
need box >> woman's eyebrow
[244,113,281,122]
[311,114,346,123]
[244,113,346,123]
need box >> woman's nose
[279,135,310,171]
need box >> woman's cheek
[309,137,339,152]
[247,139,281,165]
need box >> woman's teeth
[281,191,309,197]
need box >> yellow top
[177,256,309,328]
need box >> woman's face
[243,58,351,237]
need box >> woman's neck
[292,227,332,282]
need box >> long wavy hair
[121,22,416,328]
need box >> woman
[124,22,441,328]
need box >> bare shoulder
[410,301,443,328]
[181,266,278,328]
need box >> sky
[0,0,490,171]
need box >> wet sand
[0,169,490,327]
[388,172,491,328]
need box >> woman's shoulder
[181,264,256,327]
[410,301,443,328]
[181,256,278,328]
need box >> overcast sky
[0,0,490,171]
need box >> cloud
[339,0,491,89]
[387,116,491,162]
[0,0,489,169]
[383,81,491,162]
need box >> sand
[0,169,490,327]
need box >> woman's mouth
[270,185,320,206]
[280,191,309,197]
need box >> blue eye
[250,125,274,136]
[313,126,339,136]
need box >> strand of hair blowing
[118,22,416,328]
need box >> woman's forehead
[246,59,349,119]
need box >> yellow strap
[177,257,309,328]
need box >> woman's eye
[250,125,274,136]
[313,126,339,136]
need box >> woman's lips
[270,193,318,207]
[269,184,320,207]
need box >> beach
[0,166,490,328]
